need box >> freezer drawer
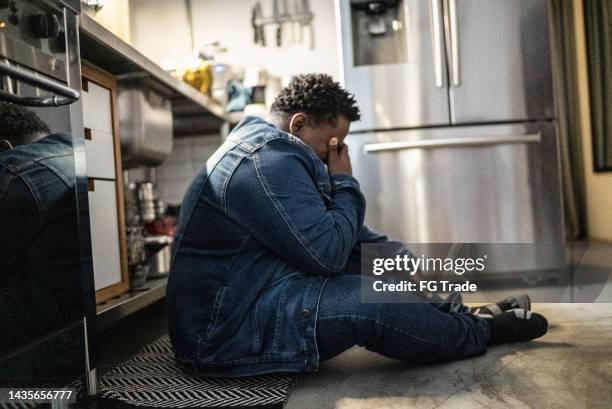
[348,122,565,272]
[448,0,554,123]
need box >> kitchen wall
[128,0,192,68]
[128,0,340,80]
[87,0,132,42]
[128,0,341,205]
[155,134,223,205]
[573,0,612,242]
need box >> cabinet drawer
[82,81,113,134]
[88,179,122,291]
[85,129,116,179]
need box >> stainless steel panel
[0,61,79,106]
[448,0,554,123]
[0,0,69,73]
[0,33,67,82]
[0,4,96,391]
[348,122,565,271]
[119,81,173,169]
[336,0,451,131]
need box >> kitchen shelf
[96,277,168,329]
[78,14,233,135]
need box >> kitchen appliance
[125,181,175,281]
[126,226,149,288]
[336,0,566,275]
[145,235,173,278]
[137,181,157,222]
[119,79,173,169]
[124,182,149,288]
[0,0,98,394]
[141,184,174,278]
[143,190,174,278]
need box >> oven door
[0,0,96,395]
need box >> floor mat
[95,335,297,409]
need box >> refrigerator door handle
[363,133,541,153]
[429,0,445,88]
[445,0,460,87]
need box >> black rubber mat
[93,335,297,409]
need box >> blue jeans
[316,275,490,364]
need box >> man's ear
[288,113,307,136]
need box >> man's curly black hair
[0,102,50,146]
[271,74,360,126]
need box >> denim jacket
[167,116,381,376]
[0,133,81,355]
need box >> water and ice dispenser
[350,0,407,66]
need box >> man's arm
[225,139,365,276]
[341,225,413,274]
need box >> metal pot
[144,235,173,278]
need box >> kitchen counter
[79,14,240,135]
[96,277,167,329]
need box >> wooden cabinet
[82,64,129,303]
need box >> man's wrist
[330,173,360,189]
[330,172,352,179]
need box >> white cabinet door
[88,179,122,291]
[82,79,116,179]
[82,81,113,134]
[85,129,116,179]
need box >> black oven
[0,0,98,399]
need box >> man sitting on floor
[167,74,547,377]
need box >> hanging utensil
[301,0,314,50]
[293,0,303,44]
[273,0,282,47]
[251,2,266,46]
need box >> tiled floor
[286,303,612,409]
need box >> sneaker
[469,294,531,317]
[485,308,548,346]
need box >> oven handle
[0,61,80,106]
[363,133,541,153]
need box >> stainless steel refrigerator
[336,0,566,274]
